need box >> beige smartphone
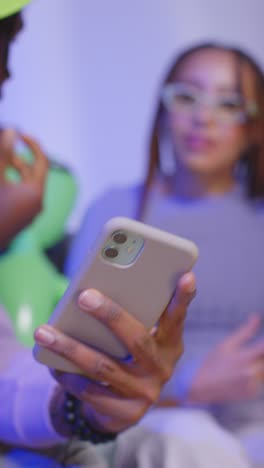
[33,217,198,373]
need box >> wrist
[49,386,72,438]
[63,392,118,443]
[186,378,217,406]
[49,388,119,443]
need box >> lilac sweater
[0,307,64,447]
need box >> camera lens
[104,246,119,258]
[112,231,127,244]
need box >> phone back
[34,217,198,372]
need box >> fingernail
[79,289,103,311]
[35,327,55,346]
[181,272,196,293]
[187,283,196,294]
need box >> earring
[158,130,177,177]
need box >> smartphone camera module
[101,229,145,266]
[112,231,127,244]
[103,246,119,259]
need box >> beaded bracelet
[64,392,118,443]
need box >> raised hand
[188,314,264,404]
[0,129,49,247]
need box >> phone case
[33,217,198,373]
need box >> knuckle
[174,295,186,311]
[159,364,174,384]
[139,385,160,406]
[92,356,115,380]
[132,331,154,356]
[97,297,123,326]
[131,407,147,424]
[145,387,160,405]
[78,381,94,401]
[171,341,184,364]
[169,305,187,328]
[173,318,186,337]
[56,337,77,359]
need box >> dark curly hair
[0,13,23,83]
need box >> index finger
[0,129,16,158]
[19,133,49,180]
[0,129,16,175]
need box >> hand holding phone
[34,271,197,434]
[34,217,198,373]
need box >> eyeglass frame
[161,82,258,125]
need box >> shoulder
[82,183,143,223]
[91,183,142,209]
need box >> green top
[0,0,31,19]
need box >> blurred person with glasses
[67,43,264,468]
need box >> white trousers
[0,409,257,468]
